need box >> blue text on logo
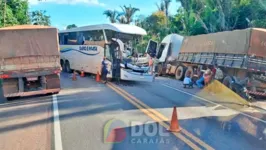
[79,46,97,51]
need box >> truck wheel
[60,60,65,72]
[223,76,233,89]
[175,66,186,80]
[185,66,194,78]
[65,61,72,73]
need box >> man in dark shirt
[101,57,108,83]
[211,64,217,79]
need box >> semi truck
[152,28,266,99]
[0,25,61,99]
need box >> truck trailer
[0,25,61,99]
[155,28,266,99]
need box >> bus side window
[58,35,61,44]
[64,35,68,45]
[68,32,77,45]
[59,34,64,45]
[77,32,85,45]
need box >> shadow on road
[107,122,191,150]
[0,74,265,150]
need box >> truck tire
[60,59,65,72]
[175,66,186,80]
[223,76,233,89]
[185,66,194,78]
[65,61,72,73]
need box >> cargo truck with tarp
[0,25,61,99]
[155,28,266,99]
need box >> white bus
[59,23,155,82]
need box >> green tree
[31,10,51,26]
[156,1,165,12]
[66,24,77,29]
[120,5,140,24]
[116,12,127,24]
[103,10,118,23]
[135,11,168,53]
[0,0,30,27]
[174,0,266,35]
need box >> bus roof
[59,23,147,35]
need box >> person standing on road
[101,57,108,83]
[148,56,154,75]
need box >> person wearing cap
[203,69,212,86]
[101,57,108,83]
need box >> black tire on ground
[51,92,59,95]
[157,64,163,76]
[175,65,186,81]
[6,96,20,101]
[222,76,233,89]
[65,61,72,73]
[185,66,194,78]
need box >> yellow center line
[107,83,201,150]
[108,82,215,150]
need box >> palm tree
[156,0,171,17]
[103,10,118,23]
[163,0,171,18]
[116,12,127,24]
[120,5,140,24]
[156,1,165,12]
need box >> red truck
[155,28,266,99]
[0,25,61,99]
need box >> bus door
[110,41,121,81]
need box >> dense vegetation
[0,0,50,27]
[104,0,266,53]
[1,0,266,53]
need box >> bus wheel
[175,65,186,81]
[65,61,72,73]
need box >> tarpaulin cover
[180,28,251,54]
[180,28,266,58]
[0,25,59,59]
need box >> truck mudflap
[120,68,154,82]
[4,88,60,98]
[246,90,266,96]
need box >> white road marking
[53,95,63,150]
[212,104,222,110]
[162,84,266,124]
